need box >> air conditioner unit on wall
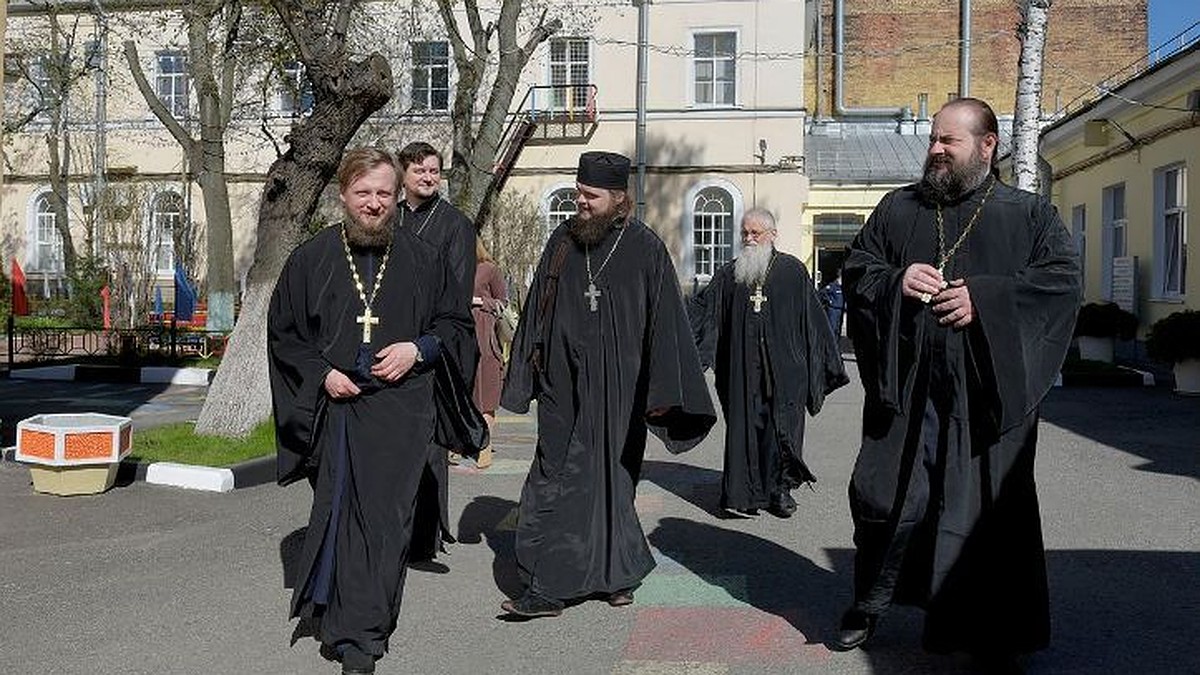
[1186,89,1200,112]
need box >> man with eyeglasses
[690,207,848,519]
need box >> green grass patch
[128,420,275,467]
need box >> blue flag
[154,286,163,320]
[174,264,196,322]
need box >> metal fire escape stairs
[481,84,599,217]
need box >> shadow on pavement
[821,547,1200,674]
[641,460,729,518]
[1041,385,1200,480]
[647,516,853,646]
[456,495,522,599]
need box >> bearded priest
[690,207,848,519]
[268,147,475,674]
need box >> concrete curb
[1,449,274,492]
[8,365,213,386]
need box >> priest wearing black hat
[499,151,717,618]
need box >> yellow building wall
[1044,79,1199,333]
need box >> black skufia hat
[576,151,631,190]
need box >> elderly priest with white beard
[690,207,849,518]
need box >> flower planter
[15,413,133,496]
[1173,359,1200,396]
[1077,335,1115,363]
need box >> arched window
[545,187,577,235]
[33,193,63,273]
[692,186,735,278]
[150,191,182,273]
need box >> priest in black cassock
[499,151,716,618]
[690,207,848,519]
[834,98,1081,661]
[268,147,474,674]
[393,141,479,565]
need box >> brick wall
[806,0,1148,118]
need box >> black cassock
[398,195,479,560]
[843,179,1080,654]
[690,252,848,511]
[501,220,716,600]
[268,224,473,658]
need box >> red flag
[10,258,29,316]
[100,284,111,329]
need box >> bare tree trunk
[46,14,78,280]
[188,0,239,331]
[122,0,239,331]
[438,0,559,223]
[1012,0,1052,194]
[194,0,392,437]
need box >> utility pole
[634,0,649,222]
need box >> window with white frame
[549,38,590,110]
[279,61,313,115]
[156,51,189,118]
[411,41,449,111]
[1156,164,1187,298]
[32,193,64,273]
[1101,183,1127,299]
[1071,204,1087,293]
[692,186,735,277]
[693,32,736,106]
[150,191,182,274]
[545,187,577,235]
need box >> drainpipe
[834,0,904,118]
[960,0,971,98]
[814,0,822,119]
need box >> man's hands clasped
[902,263,975,329]
[323,341,421,400]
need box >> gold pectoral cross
[357,307,380,343]
[584,282,602,312]
[750,285,767,313]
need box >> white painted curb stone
[145,462,234,492]
[10,365,77,381]
[140,367,212,386]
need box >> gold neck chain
[340,225,392,341]
[935,177,995,274]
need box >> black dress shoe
[832,611,877,651]
[767,493,797,519]
[340,645,375,674]
[606,589,635,607]
[500,591,564,618]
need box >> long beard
[918,148,991,205]
[568,215,618,247]
[343,211,393,249]
[734,243,774,286]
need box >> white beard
[734,243,774,286]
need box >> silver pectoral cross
[356,307,380,343]
[750,285,767,313]
[584,282,602,312]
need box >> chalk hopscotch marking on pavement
[450,457,530,476]
[611,660,728,674]
[621,607,831,667]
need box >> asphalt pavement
[0,363,1197,674]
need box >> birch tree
[1012,0,1052,194]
